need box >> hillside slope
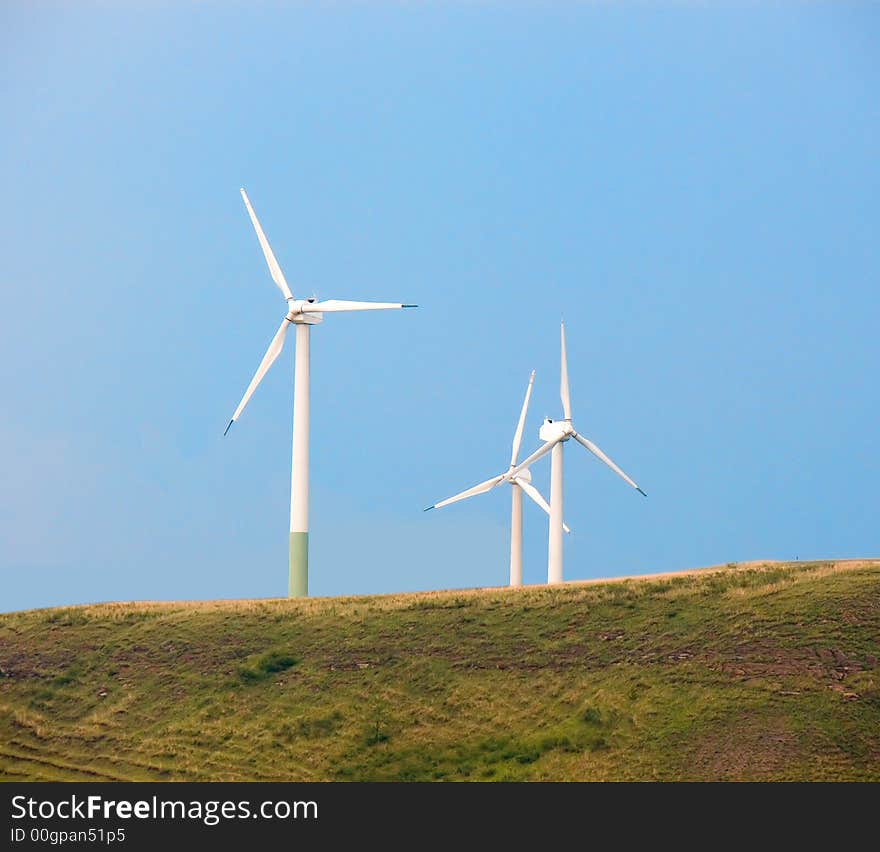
[1,560,878,781]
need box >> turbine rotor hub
[511,467,532,483]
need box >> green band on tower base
[288,532,308,598]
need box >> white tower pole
[548,441,564,584]
[509,483,523,587]
[289,322,310,597]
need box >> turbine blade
[560,321,572,420]
[311,300,417,312]
[425,473,505,511]
[510,439,559,477]
[572,431,645,495]
[510,370,536,467]
[240,189,293,301]
[225,318,290,433]
[514,477,571,533]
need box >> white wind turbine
[512,322,645,584]
[424,370,570,587]
[225,189,416,597]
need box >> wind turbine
[225,188,416,597]
[512,322,645,584]
[424,370,570,587]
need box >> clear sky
[2,3,878,612]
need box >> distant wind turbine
[512,322,645,584]
[424,370,570,586]
[225,189,416,597]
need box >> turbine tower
[424,371,569,586]
[225,189,415,597]
[513,322,645,584]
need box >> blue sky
[2,3,878,612]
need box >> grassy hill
[1,560,878,781]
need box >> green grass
[237,651,299,683]
[1,560,878,781]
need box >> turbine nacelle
[539,418,573,443]
[286,299,324,324]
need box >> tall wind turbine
[225,189,416,597]
[424,370,570,587]
[512,322,645,584]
